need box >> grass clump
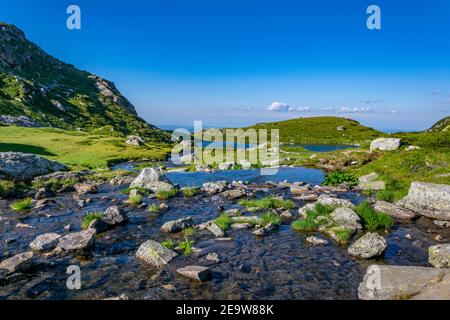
[81,212,104,230]
[260,212,281,227]
[333,228,353,244]
[291,203,335,231]
[214,213,233,231]
[179,237,195,256]
[120,187,149,195]
[355,201,394,231]
[182,187,198,198]
[147,204,160,213]
[156,189,178,200]
[376,189,395,202]
[161,240,175,250]
[323,171,358,186]
[239,196,296,210]
[10,198,33,212]
[32,177,80,193]
[0,180,20,198]
[183,227,196,237]
[127,194,143,205]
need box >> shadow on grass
[0,143,56,156]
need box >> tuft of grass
[182,187,198,198]
[292,218,319,231]
[10,198,33,212]
[120,187,150,195]
[323,171,358,186]
[291,203,335,231]
[178,237,195,256]
[147,204,160,213]
[355,201,394,231]
[127,194,143,205]
[260,212,281,227]
[239,196,296,210]
[376,189,395,202]
[32,177,81,193]
[81,212,104,230]
[0,180,20,198]
[156,189,178,200]
[182,227,196,237]
[214,213,233,231]
[333,228,353,244]
[161,240,175,250]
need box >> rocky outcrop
[358,265,450,300]
[399,182,450,221]
[136,240,178,268]
[160,217,194,233]
[29,233,61,251]
[428,244,450,268]
[130,168,175,193]
[370,138,401,151]
[57,229,96,252]
[176,266,211,282]
[373,201,417,220]
[348,233,387,259]
[125,135,145,146]
[0,115,42,127]
[0,152,66,181]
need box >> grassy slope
[0,126,170,169]
[243,116,384,145]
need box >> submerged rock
[370,138,401,151]
[0,252,34,274]
[373,201,417,220]
[428,244,450,268]
[358,265,450,300]
[0,152,66,181]
[176,266,211,282]
[29,233,61,251]
[399,182,450,221]
[330,207,362,230]
[57,229,96,252]
[136,240,178,268]
[280,210,295,223]
[348,233,387,259]
[130,168,174,193]
[433,220,450,228]
[161,217,194,233]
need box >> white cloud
[339,107,374,113]
[267,102,290,112]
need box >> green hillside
[428,116,450,132]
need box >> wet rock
[35,198,54,210]
[159,203,169,211]
[358,265,450,300]
[29,233,61,251]
[205,252,220,263]
[358,181,386,191]
[433,220,450,228]
[34,187,52,200]
[130,168,174,193]
[161,217,194,233]
[203,181,228,194]
[176,266,211,282]
[129,189,142,198]
[0,152,66,181]
[253,223,277,236]
[399,182,450,221]
[306,236,329,246]
[0,252,34,274]
[330,207,362,230]
[280,210,295,223]
[206,222,225,237]
[317,194,355,208]
[231,216,261,224]
[64,224,72,232]
[125,135,145,146]
[290,185,310,195]
[220,189,247,200]
[102,206,128,226]
[136,240,178,268]
[370,138,401,151]
[74,182,98,195]
[218,162,235,170]
[57,229,96,252]
[110,175,134,186]
[358,172,379,184]
[373,201,417,220]
[294,193,319,201]
[231,223,252,230]
[428,244,450,268]
[348,233,387,259]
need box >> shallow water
[0,168,448,300]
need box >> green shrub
[156,189,178,200]
[0,180,18,198]
[161,240,175,250]
[214,213,233,230]
[182,187,197,198]
[10,198,32,212]
[239,196,296,210]
[147,204,160,213]
[292,218,318,231]
[127,194,143,205]
[260,212,281,227]
[81,212,104,230]
[183,227,196,237]
[179,238,195,256]
[355,201,394,231]
[323,171,358,186]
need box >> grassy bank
[0,126,171,169]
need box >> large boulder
[358,172,379,184]
[0,252,34,274]
[358,265,450,300]
[373,201,417,220]
[130,168,174,193]
[57,229,96,252]
[0,152,66,181]
[348,233,387,259]
[428,244,450,268]
[136,240,178,268]
[370,138,401,151]
[330,207,362,230]
[358,181,385,191]
[399,182,450,221]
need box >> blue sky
[1,0,450,131]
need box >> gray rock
[294,193,319,201]
[125,135,145,146]
[161,217,194,233]
[358,172,379,184]
[218,162,235,170]
[136,240,178,268]
[176,266,211,282]
[239,160,252,170]
[400,182,450,221]
[280,210,295,223]
[74,182,98,195]
[0,115,42,127]
[290,185,310,195]
[102,206,128,226]
[428,244,450,268]
[202,181,228,194]
[0,152,66,181]
[205,252,220,263]
[410,272,450,300]
[358,265,450,300]
[330,207,362,230]
[0,252,34,274]
[433,220,450,228]
[358,181,386,191]
[57,229,96,252]
[206,222,225,237]
[370,138,401,151]
[223,209,241,217]
[30,233,61,251]
[231,216,261,224]
[196,164,213,172]
[130,168,174,193]
[253,223,277,236]
[220,189,247,200]
[298,203,317,219]
[348,233,387,259]
[231,223,252,230]
[374,201,417,220]
[317,194,355,208]
[306,236,329,246]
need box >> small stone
[206,222,225,237]
[253,223,277,236]
[205,253,220,263]
[358,172,379,184]
[160,217,194,233]
[159,203,169,211]
[330,207,362,230]
[57,229,96,252]
[280,210,295,223]
[306,236,329,246]
[136,240,177,268]
[74,182,98,195]
[433,220,450,228]
[428,244,450,268]
[405,234,412,240]
[102,206,128,226]
[30,233,61,251]
[231,223,252,230]
[434,235,444,242]
[176,266,211,282]
[223,209,241,217]
[348,233,388,259]
[16,223,36,229]
[64,224,72,232]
